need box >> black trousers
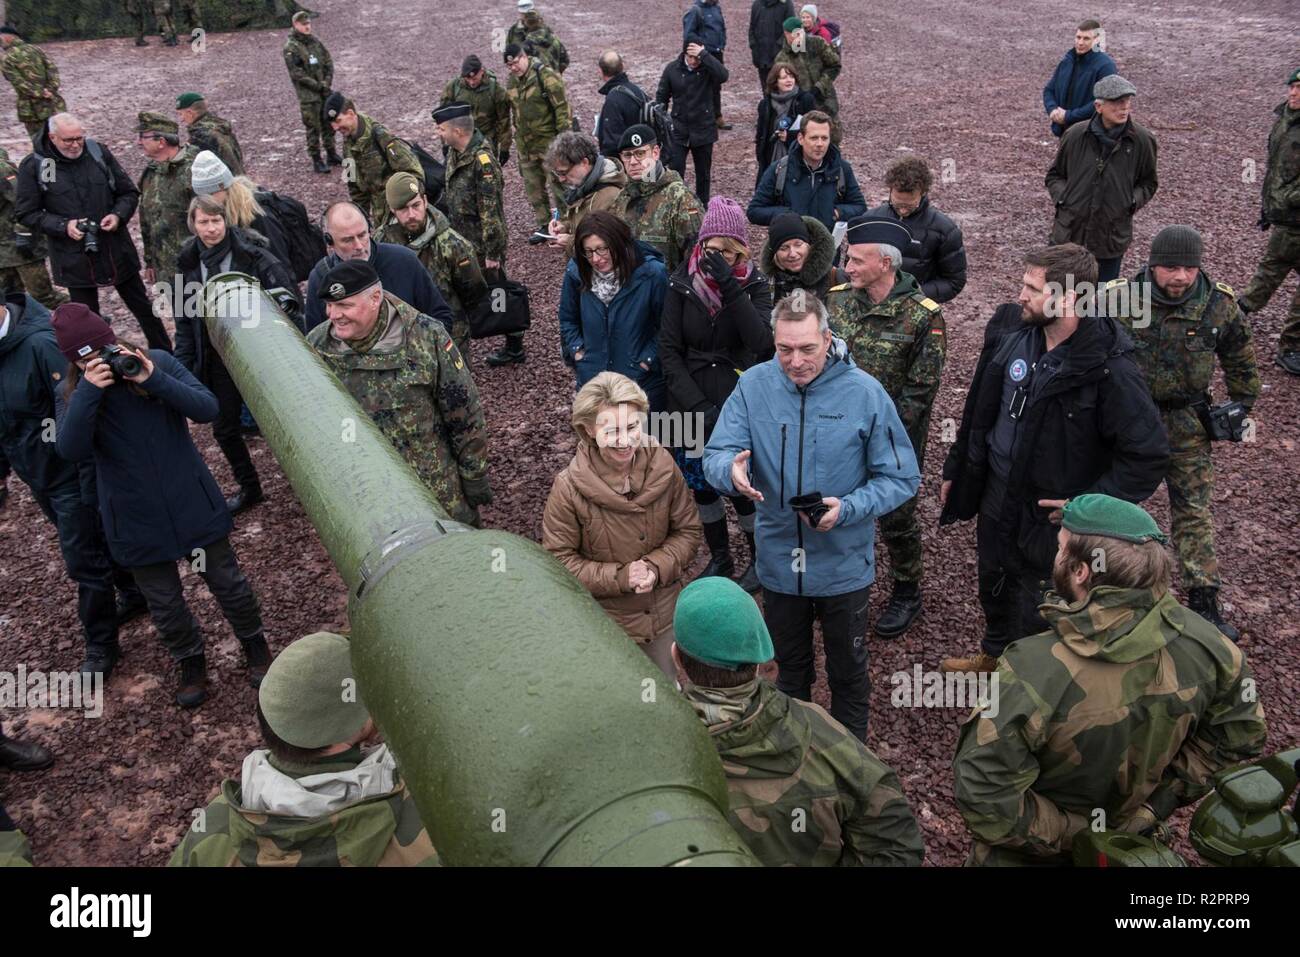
[755,63,772,94]
[976,506,1050,658]
[69,272,172,352]
[129,536,262,662]
[1095,256,1124,283]
[763,584,872,741]
[207,355,259,491]
[712,50,726,117]
[31,478,119,651]
[668,141,714,206]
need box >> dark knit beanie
[1148,225,1202,268]
[768,212,811,251]
[52,303,115,362]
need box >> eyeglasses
[581,244,611,261]
[54,135,85,144]
[552,164,572,177]
[620,146,654,163]
[704,245,739,259]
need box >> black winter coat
[757,213,846,302]
[15,130,142,289]
[657,52,729,148]
[754,89,817,185]
[866,196,968,303]
[597,74,648,158]
[748,0,795,69]
[659,259,774,438]
[940,306,1168,570]
[175,227,303,382]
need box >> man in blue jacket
[747,111,865,230]
[703,292,920,741]
[1042,19,1116,137]
[683,0,731,129]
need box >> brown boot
[241,635,272,688]
[941,651,999,674]
[176,654,208,708]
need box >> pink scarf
[688,243,755,316]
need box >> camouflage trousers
[879,422,928,583]
[154,0,202,39]
[296,99,336,156]
[0,262,68,310]
[22,119,45,142]
[1164,410,1218,589]
[517,150,567,228]
[1241,224,1300,352]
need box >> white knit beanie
[801,4,818,18]
[190,150,234,195]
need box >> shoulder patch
[1215,281,1235,298]
[918,296,940,312]
[828,282,850,293]
[477,152,492,165]
[1103,278,1127,289]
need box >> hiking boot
[1276,351,1300,376]
[874,581,923,639]
[940,650,999,674]
[485,343,526,367]
[163,34,179,47]
[693,518,735,581]
[115,590,149,628]
[226,484,265,515]
[135,37,149,46]
[325,147,343,167]
[311,153,330,174]
[0,735,53,772]
[80,643,122,683]
[1187,586,1240,643]
[176,654,208,708]
[241,635,272,688]
[716,116,733,130]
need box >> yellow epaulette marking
[478,153,492,165]
[828,282,850,292]
[1103,278,1127,289]
[919,296,940,312]
[1215,281,1235,298]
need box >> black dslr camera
[789,491,830,527]
[77,219,100,254]
[98,344,143,381]
[1195,399,1250,443]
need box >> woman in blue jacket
[559,211,670,412]
[51,303,270,709]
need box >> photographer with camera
[703,292,920,742]
[1105,225,1260,640]
[14,113,171,351]
[753,64,815,186]
[52,303,271,709]
[176,195,300,515]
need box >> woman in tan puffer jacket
[542,371,702,676]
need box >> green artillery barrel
[202,275,756,866]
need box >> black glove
[462,476,494,509]
[1258,210,1271,232]
[499,147,510,165]
[701,250,740,300]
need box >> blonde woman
[189,150,290,267]
[542,372,702,676]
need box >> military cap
[1093,74,1137,100]
[503,42,525,61]
[291,11,312,24]
[137,111,179,136]
[1288,67,1300,85]
[321,259,381,301]
[674,578,775,671]
[259,632,369,750]
[845,215,912,249]
[517,0,535,11]
[385,171,424,211]
[175,92,205,110]
[322,91,350,121]
[1149,224,1202,268]
[1062,494,1168,545]
[431,101,472,124]
[617,124,657,152]
[783,16,803,31]
[462,55,483,76]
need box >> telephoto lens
[99,344,142,380]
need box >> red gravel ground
[1,0,1296,866]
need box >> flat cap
[431,101,472,124]
[844,215,912,249]
[137,111,178,136]
[385,171,424,211]
[320,259,381,302]
[291,11,312,24]
[1093,74,1137,100]
[461,54,483,76]
[322,91,349,121]
[674,578,774,671]
[175,92,204,109]
[1062,494,1168,544]
[617,123,657,151]
[259,632,369,750]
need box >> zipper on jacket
[780,423,787,506]
[796,389,808,597]
[886,426,901,471]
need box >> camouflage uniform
[306,293,490,526]
[827,272,946,584]
[444,129,508,268]
[506,59,572,228]
[376,206,488,357]
[342,113,424,226]
[187,110,245,176]
[138,143,199,278]
[282,29,336,157]
[953,585,1267,866]
[1109,272,1259,590]
[506,15,570,74]
[608,164,703,273]
[151,0,177,41]
[0,828,33,867]
[0,39,66,141]
[0,146,65,309]
[692,679,924,866]
[773,34,841,119]
[167,749,439,867]
[438,72,513,157]
[1242,102,1300,354]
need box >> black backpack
[256,191,326,283]
[612,84,677,157]
[372,124,447,210]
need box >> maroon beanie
[52,302,116,362]
[697,196,749,244]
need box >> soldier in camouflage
[1105,226,1259,641]
[175,92,244,176]
[672,577,925,866]
[773,18,841,121]
[1242,68,1300,376]
[169,631,439,867]
[506,1,570,74]
[608,124,702,273]
[0,146,66,309]
[504,43,573,232]
[379,171,488,357]
[323,92,424,228]
[438,55,513,162]
[306,260,492,527]
[282,11,340,173]
[136,111,198,285]
[827,217,945,639]
[952,494,1267,866]
[0,28,66,142]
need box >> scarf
[240,744,399,818]
[1089,112,1126,155]
[565,156,612,206]
[198,232,233,280]
[687,242,755,316]
[769,87,800,121]
[682,677,762,727]
[347,300,392,355]
[590,268,621,304]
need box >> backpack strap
[774,155,790,195]
[37,138,115,193]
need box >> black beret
[322,91,349,121]
[504,42,524,61]
[320,260,380,302]
[461,55,483,76]
[431,102,473,124]
[617,124,658,151]
[845,216,913,249]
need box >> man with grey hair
[545,131,627,252]
[596,50,648,159]
[826,216,946,639]
[1046,73,1158,282]
[703,291,920,741]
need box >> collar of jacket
[760,213,835,283]
[598,73,631,96]
[1275,100,1300,124]
[1005,314,1133,397]
[892,194,931,224]
[792,143,842,179]
[669,257,767,308]
[402,209,447,251]
[448,130,488,171]
[1139,267,1208,311]
[148,144,194,172]
[348,112,373,144]
[569,437,675,511]
[843,268,921,312]
[566,156,625,205]
[704,682,806,775]
[321,295,410,358]
[585,239,663,295]
[1039,585,1180,663]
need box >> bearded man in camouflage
[952,494,1267,866]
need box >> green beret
[258,632,369,750]
[175,92,204,110]
[783,16,803,31]
[137,111,178,136]
[673,578,774,671]
[1289,67,1300,85]
[385,171,423,211]
[1062,494,1168,544]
